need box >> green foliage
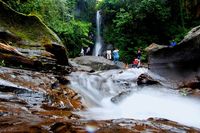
[2,0,199,61]
[99,0,200,63]
[2,0,95,57]
[167,25,189,43]
[75,0,96,22]
[60,20,92,57]
[0,60,5,66]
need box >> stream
[68,68,200,128]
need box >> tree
[98,0,199,63]
[2,0,96,57]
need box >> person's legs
[108,53,111,59]
[107,54,109,59]
[115,57,119,64]
[113,57,117,63]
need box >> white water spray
[93,10,103,56]
[68,68,200,128]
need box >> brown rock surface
[0,67,200,132]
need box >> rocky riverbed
[0,3,200,131]
[0,66,200,132]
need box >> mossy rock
[0,0,62,49]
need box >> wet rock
[50,122,67,133]
[0,1,61,47]
[73,56,120,71]
[96,126,135,133]
[51,81,60,89]
[180,81,200,90]
[0,79,31,93]
[0,93,27,105]
[179,79,200,97]
[48,119,200,133]
[145,43,167,53]
[0,43,71,74]
[0,42,24,56]
[0,30,21,43]
[148,26,200,86]
[41,102,73,111]
[111,90,132,104]
[0,42,41,68]
[137,74,159,86]
[44,42,70,66]
[69,59,94,72]
[0,66,83,111]
[0,1,69,73]
[188,89,200,98]
[53,65,72,75]
[0,78,47,108]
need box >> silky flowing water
[93,10,103,56]
[68,68,200,128]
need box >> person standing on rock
[86,47,90,55]
[170,40,177,47]
[106,49,112,60]
[132,58,140,68]
[137,48,141,60]
[113,48,119,63]
[80,48,84,56]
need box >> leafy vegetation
[1,0,199,61]
[98,0,200,62]
[0,60,5,66]
[2,0,96,57]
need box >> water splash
[69,68,200,128]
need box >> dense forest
[2,0,200,62]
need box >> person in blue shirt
[170,40,177,47]
[113,48,119,63]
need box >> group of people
[132,48,141,68]
[106,48,141,68]
[106,48,119,63]
[80,38,178,68]
[81,46,142,68]
[80,47,90,56]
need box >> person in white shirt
[80,48,84,56]
[106,50,112,60]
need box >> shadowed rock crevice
[148,26,200,86]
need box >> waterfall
[93,10,103,56]
[68,68,200,128]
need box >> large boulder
[0,1,71,69]
[0,42,42,68]
[145,43,167,53]
[73,56,120,71]
[148,26,200,87]
[137,74,160,86]
[0,1,61,48]
[44,42,70,66]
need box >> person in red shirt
[132,58,140,68]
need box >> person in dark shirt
[137,48,141,60]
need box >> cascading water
[68,68,200,128]
[93,10,103,56]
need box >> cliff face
[0,0,71,68]
[0,0,61,49]
[148,26,200,86]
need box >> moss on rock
[0,0,62,49]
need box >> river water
[68,68,200,128]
